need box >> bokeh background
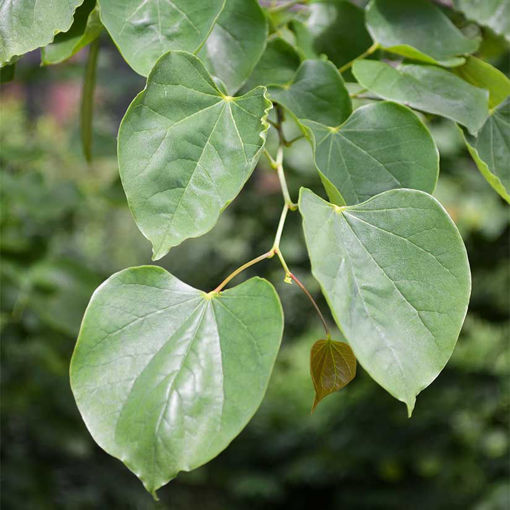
[1,33,509,509]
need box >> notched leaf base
[299,187,471,416]
[70,266,283,494]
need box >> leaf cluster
[1,0,508,497]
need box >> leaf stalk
[80,38,100,163]
[275,146,298,210]
[289,272,330,337]
[338,42,379,74]
[212,250,275,293]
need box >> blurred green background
[1,37,509,510]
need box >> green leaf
[42,0,102,65]
[299,188,471,415]
[269,59,352,127]
[71,266,283,496]
[366,0,479,67]
[462,98,510,203]
[288,20,318,60]
[454,56,510,109]
[118,51,271,260]
[242,37,302,90]
[0,0,84,64]
[98,0,225,76]
[198,0,267,95]
[352,60,489,134]
[303,0,373,68]
[453,0,510,43]
[305,101,439,205]
[310,338,356,412]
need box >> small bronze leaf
[310,338,356,412]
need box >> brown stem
[289,272,330,337]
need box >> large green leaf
[118,51,271,260]
[462,98,510,203]
[352,60,489,134]
[269,59,352,127]
[0,0,84,64]
[366,0,479,66]
[454,56,510,109]
[98,0,225,76]
[305,102,439,205]
[299,188,471,415]
[303,0,372,68]
[242,37,302,90]
[198,0,267,94]
[71,266,283,496]
[453,0,510,43]
[42,0,102,65]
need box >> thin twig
[338,42,379,74]
[289,272,330,337]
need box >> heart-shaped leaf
[302,0,372,68]
[353,60,489,135]
[269,59,352,127]
[299,188,471,415]
[42,0,103,65]
[70,266,283,496]
[242,37,302,91]
[118,51,271,260]
[310,338,356,411]
[454,56,510,109]
[305,101,439,205]
[366,0,479,66]
[0,0,84,65]
[462,98,510,203]
[98,0,225,76]
[198,0,268,95]
[453,0,510,43]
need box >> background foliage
[1,25,509,505]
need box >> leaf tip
[406,397,416,418]
[151,245,168,262]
